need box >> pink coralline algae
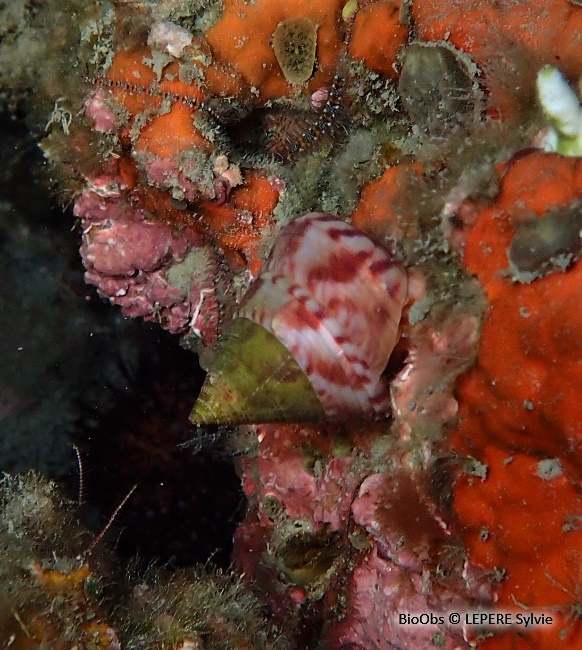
[75,177,226,344]
[330,549,473,650]
[233,422,495,649]
[391,314,481,439]
[147,21,194,59]
[83,91,118,134]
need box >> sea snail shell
[190,213,407,425]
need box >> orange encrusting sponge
[451,152,582,648]
[204,0,345,100]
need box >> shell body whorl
[191,213,407,424]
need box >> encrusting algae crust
[3,0,582,648]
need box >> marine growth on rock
[2,0,582,648]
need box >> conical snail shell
[191,213,407,424]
